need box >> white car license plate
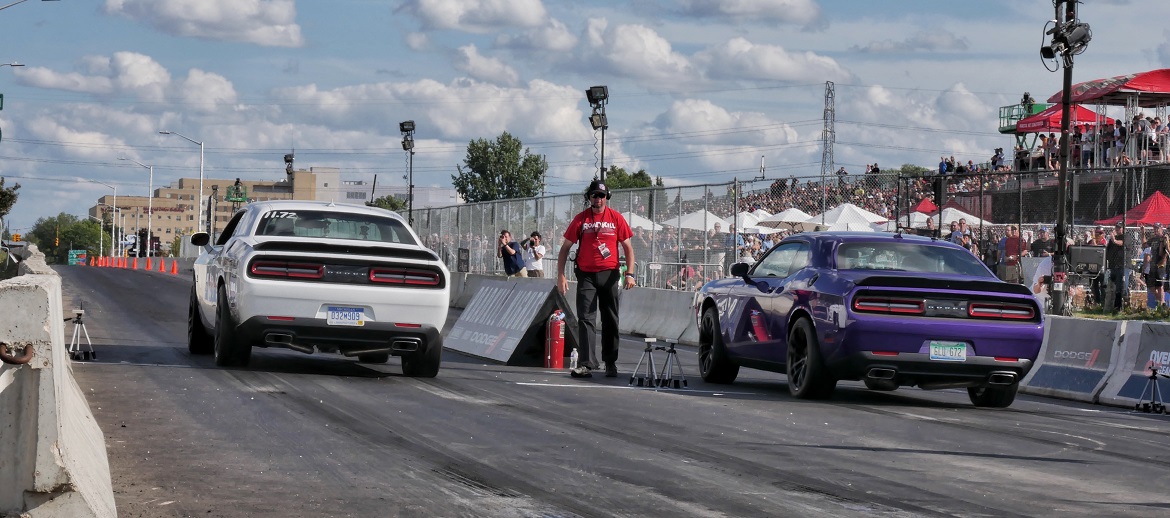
[327,306,366,326]
[929,341,967,361]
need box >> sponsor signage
[1026,318,1116,394]
[1115,322,1170,400]
[445,278,577,365]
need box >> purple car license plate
[929,341,967,361]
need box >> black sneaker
[569,366,592,378]
[605,362,618,378]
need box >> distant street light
[159,130,205,234]
[119,157,154,257]
[0,63,22,68]
[90,181,117,257]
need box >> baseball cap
[1039,226,1048,232]
[1156,222,1164,229]
[1115,221,1124,228]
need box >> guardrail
[0,244,117,517]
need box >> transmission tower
[819,81,836,223]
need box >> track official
[557,179,635,378]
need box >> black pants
[575,268,621,369]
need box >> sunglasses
[590,192,607,199]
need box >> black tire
[698,306,739,384]
[358,353,390,364]
[402,341,441,377]
[786,317,836,399]
[188,286,214,355]
[214,285,251,367]
[968,383,1018,408]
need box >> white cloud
[15,67,113,95]
[675,0,825,28]
[103,0,304,47]
[15,52,237,112]
[269,78,585,144]
[400,0,547,33]
[695,37,853,83]
[851,31,970,53]
[454,45,519,86]
[405,32,430,51]
[495,18,578,52]
[176,69,238,112]
[582,19,696,85]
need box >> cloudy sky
[0,0,1164,233]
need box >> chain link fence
[414,164,1170,300]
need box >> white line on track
[513,381,758,395]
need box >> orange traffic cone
[88,257,94,267]
[146,257,152,271]
[132,257,138,270]
[170,260,178,275]
[159,258,166,272]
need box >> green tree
[367,195,408,212]
[452,132,547,203]
[0,177,20,222]
[28,213,104,264]
[601,166,653,190]
[897,164,932,177]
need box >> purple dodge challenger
[694,231,1044,407]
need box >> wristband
[624,273,635,278]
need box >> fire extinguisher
[749,310,771,342]
[545,310,566,368]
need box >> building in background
[88,166,460,254]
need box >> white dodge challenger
[188,200,449,376]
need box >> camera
[73,309,84,317]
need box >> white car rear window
[256,210,417,245]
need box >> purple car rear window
[837,242,993,278]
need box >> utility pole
[819,81,835,224]
[1041,0,1091,315]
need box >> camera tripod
[1135,366,1168,414]
[66,309,95,361]
[629,338,689,389]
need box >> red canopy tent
[1015,104,1113,133]
[1047,68,1170,107]
[1095,191,1170,226]
[911,197,938,214]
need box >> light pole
[119,157,154,257]
[90,181,117,257]
[0,63,22,68]
[399,120,415,226]
[1040,1,1091,315]
[159,130,204,234]
[586,85,609,181]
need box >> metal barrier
[414,165,1170,307]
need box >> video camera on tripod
[1136,365,1169,414]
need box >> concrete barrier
[454,274,500,308]
[0,245,116,517]
[1098,320,1170,409]
[1020,316,1123,403]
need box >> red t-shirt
[564,206,633,273]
